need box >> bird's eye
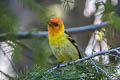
[54,23,59,26]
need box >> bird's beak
[48,22,54,27]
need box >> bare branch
[0,22,108,41]
[45,47,120,73]
[0,70,14,80]
[0,47,21,79]
[32,47,120,79]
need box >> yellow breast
[49,34,79,62]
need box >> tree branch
[45,47,120,73]
[0,22,108,41]
[31,47,120,80]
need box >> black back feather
[65,32,82,59]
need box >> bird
[48,17,81,63]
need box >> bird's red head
[48,17,64,37]
[50,17,60,24]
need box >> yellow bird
[48,17,81,63]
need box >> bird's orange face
[48,17,64,37]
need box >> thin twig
[0,47,21,80]
[0,48,17,73]
[108,54,120,58]
[90,59,99,73]
[90,59,112,79]
[0,70,14,80]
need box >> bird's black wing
[65,32,82,59]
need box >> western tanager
[48,17,81,63]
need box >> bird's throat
[49,32,65,45]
